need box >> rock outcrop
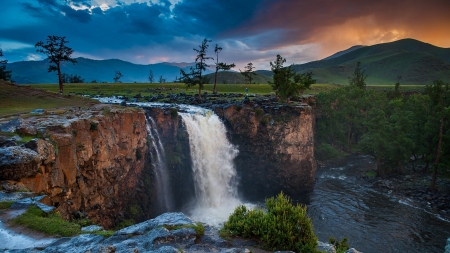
[212,99,316,199]
[0,105,148,228]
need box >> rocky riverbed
[361,166,450,221]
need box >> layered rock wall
[213,101,316,199]
[0,105,148,228]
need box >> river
[305,155,450,253]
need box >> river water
[305,155,450,253]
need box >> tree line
[316,64,449,190]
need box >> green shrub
[255,108,263,117]
[170,108,178,119]
[221,192,319,252]
[365,171,377,178]
[315,143,343,161]
[329,237,349,253]
[90,121,98,131]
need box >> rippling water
[305,155,450,253]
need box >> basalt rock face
[145,107,195,214]
[0,105,148,228]
[212,100,316,200]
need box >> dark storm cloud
[3,0,450,69]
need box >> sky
[1,0,450,70]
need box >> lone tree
[213,44,235,94]
[0,47,12,81]
[180,38,213,97]
[349,61,367,89]
[159,75,165,83]
[35,36,77,93]
[269,54,286,99]
[148,69,154,83]
[113,70,123,83]
[270,54,315,104]
[240,62,256,85]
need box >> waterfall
[179,110,241,226]
[145,115,173,213]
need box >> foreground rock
[0,212,251,253]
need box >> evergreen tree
[239,62,256,85]
[180,38,213,97]
[348,61,367,89]
[0,47,12,81]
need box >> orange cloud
[231,0,450,59]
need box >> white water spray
[145,116,173,212]
[180,110,242,226]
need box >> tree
[113,70,123,83]
[159,75,165,83]
[269,55,315,104]
[425,80,449,191]
[240,62,256,85]
[35,36,77,93]
[269,54,286,99]
[0,47,12,81]
[180,38,213,97]
[148,69,154,83]
[348,61,367,89]
[213,44,235,94]
[62,73,84,83]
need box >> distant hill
[203,71,273,84]
[292,38,450,84]
[6,58,213,84]
[322,45,365,60]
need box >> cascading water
[179,110,242,226]
[145,115,173,213]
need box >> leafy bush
[329,237,349,253]
[315,143,343,161]
[221,192,319,252]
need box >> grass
[10,205,114,237]
[0,80,98,118]
[0,201,14,209]
[163,222,205,238]
[11,205,81,237]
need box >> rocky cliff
[0,105,148,228]
[212,98,316,199]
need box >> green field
[0,81,98,117]
[30,82,426,97]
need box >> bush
[329,237,349,253]
[315,143,342,161]
[221,192,319,252]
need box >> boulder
[0,146,40,180]
[317,241,336,253]
[0,118,23,132]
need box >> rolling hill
[292,38,450,84]
[6,58,212,84]
[203,71,272,84]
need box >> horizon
[1,0,450,70]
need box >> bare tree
[35,36,77,93]
[213,44,235,94]
[113,70,123,83]
[148,69,154,83]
